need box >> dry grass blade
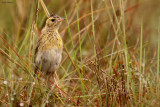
[61,2,142,34]
[38,72,77,105]
[0,35,28,68]
[39,0,50,18]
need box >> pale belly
[35,49,62,75]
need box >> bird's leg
[53,71,64,97]
[45,73,56,104]
[46,76,51,89]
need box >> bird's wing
[33,33,48,73]
[33,36,41,73]
[34,37,41,63]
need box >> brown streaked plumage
[34,15,64,77]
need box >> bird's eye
[51,19,55,22]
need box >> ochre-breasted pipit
[34,14,64,81]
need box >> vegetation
[0,0,159,106]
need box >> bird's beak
[58,18,65,22]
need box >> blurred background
[0,0,160,58]
[0,0,160,106]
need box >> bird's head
[46,14,65,30]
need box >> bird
[34,14,64,83]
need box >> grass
[0,0,160,106]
